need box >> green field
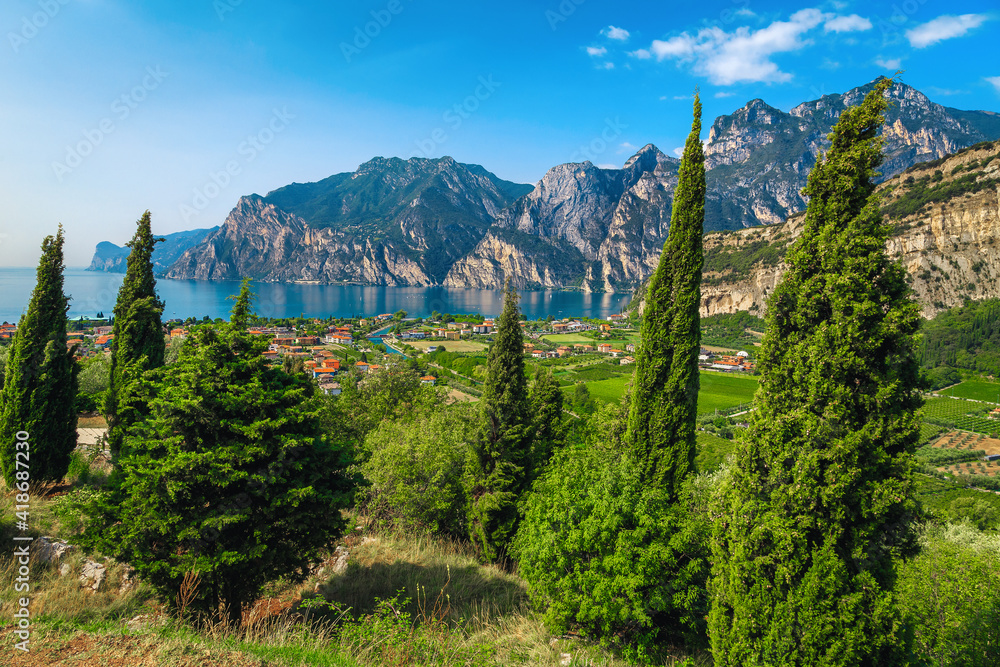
[915,473,1000,517]
[939,380,1000,403]
[696,431,736,472]
[538,333,598,345]
[923,396,1000,435]
[566,370,759,415]
[698,372,759,415]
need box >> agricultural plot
[406,340,488,353]
[923,396,1000,435]
[915,473,1000,516]
[929,431,1000,479]
[568,370,759,415]
[938,380,1000,403]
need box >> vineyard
[923,396,1000,435]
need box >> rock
[58,563,72,577]
[560,653,572,666]
[332,546,349,575]
[79,560,107,592]
[35,537,75,564]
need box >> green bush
[361,402,478,537]
[897,524,1000,666]
[513,406,712,657]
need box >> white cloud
[823,14,872,33]
[874,56,901,69]
[597,163,618,169]
[714,91,736,98]
[734,8,756,18]
[906,14,988,48]
[649,8,831,85]
[629,48,652,59]
[586,46,607,57]
[987,77,1000,94]
[672,147,684,157]
[672,94,691,100]
[617,141,637,154]
[603,25,630,41]
[602,62,615,70]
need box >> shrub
[896,524,1000,666]
[361,402,478,537]
[513,411,712,656]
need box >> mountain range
[89,78,1000,292]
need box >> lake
[0,268,633,322]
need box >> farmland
[564,370,759,415]
[938,379,1000,403]
[923,396,1000,435]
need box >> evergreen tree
[82,280,357,626]
[625,93,705,497]
[708,77,922,666]
[465,280,531,561]
[0,227,78,486]
[105,211,165,457]
[528,367,565,481]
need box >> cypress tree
[625,93,705,497]
[465,280,531,561]
[0,226,79,486]
[106,211,165,457]
[708,77,922,666]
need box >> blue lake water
[0,268,633,322]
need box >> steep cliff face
[165,196,434,285]
[694,141,1000,319]
[87,228,216,276]
[702,80,998,232]
[445,144,678,291]
[165,157,531,285]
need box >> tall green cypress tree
[106,211,165,457]
[465,281,531,561]
[709,77,921,666]
[625,93,705,497]
[528,367,565,481]
[0,226,79,486]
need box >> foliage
[361,402,478,537]
[105,211,166,457]
[883,170,999,220]
[464,281,531,562]
[513,404,713,658]
[896,524,1000,666]
[700,312,767,350]
[527,367,565,481]
[702,237,790,286]
[919,298,1000,377]
[709,78,923,666]
[80,281,358,626]
[0,226,78,486]
[625,93,704,497]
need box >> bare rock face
[80,560,107,592]
[36,537,75,564]
[690,142,1000,319]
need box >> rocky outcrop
[88,228,216,276]
[695,142,1000,318]
[445,144,678,291]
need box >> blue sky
[0,0,997,267]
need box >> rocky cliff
[164,157,532,285]
[96,79,1000,291]
[694,140,1000,319]
[87,228,216,276]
